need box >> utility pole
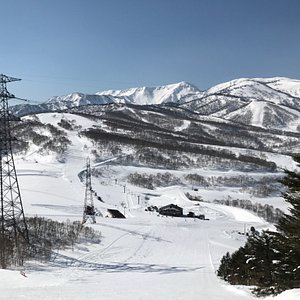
[82,157,96,224]
[0,74,29,268]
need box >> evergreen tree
[217,155,300,295]
[275,155,300,290]
[218,232,280,293]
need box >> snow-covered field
[0,112,299,299]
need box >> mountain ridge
[10,77,300,131]
[96,81,202,105]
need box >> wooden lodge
[158,204,183,217]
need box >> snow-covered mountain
[11,81,201,117]
[10,77,300,131]
[180,77,300,129]
[11,93,117,117]
[47,81,201,106]
[46,92,116,108]
[203,77,300,106]
[97,81,202,105]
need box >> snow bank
[265,289,300,300]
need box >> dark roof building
[158,204,183,217]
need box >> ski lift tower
[82,157,96,224]
[0,74,29,268]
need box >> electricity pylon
[0,74,29,268]
[82,157,96,224]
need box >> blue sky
[1,0,300,102]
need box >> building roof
[159,204,183,211]
[107,209,126,218]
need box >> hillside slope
[3,111,288,300]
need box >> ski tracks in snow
[75,223,160,265]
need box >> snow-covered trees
[127,172,181,189]
[217,232,281,296]
[217,156,300,296]
[27,217,101,261]
[12,117,71,157]
[0,217,101,269]
[274,155,300,291]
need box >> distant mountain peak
[97,81,202,105]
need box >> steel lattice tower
[0,74,29,268]
[82,157,96,224]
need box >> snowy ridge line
[10,76,300,133]
[252,78,300,100]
